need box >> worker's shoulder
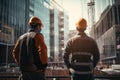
[19,33,28,40]
[83,35,97,44]
[86,35,95,40]
[73,34,96,42]
[35,33,44,38]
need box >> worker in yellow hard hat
[12,16,48,80]
[63,18,100,80]
[75,18,87,32]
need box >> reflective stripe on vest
[73,52,92,56]
[74,70,93,74]
[71,52,93,75]
[72,62,93,66]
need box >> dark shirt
[63,32,100,70]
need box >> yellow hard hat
[28,16,43,27]
[75,18,87,29]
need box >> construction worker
[12,16,48,80]
[63,18,100,80]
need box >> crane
[87,0,95,38]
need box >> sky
[63,0,88,30]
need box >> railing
[0,75,120,80]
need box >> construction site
[0,0,120,80]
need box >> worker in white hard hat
[63,18,100,80]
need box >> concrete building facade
[90,2,120,65]
[50,0,69,62]
[0,0,69,65]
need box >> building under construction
[90,4,120,65]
